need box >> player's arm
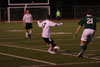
[49,21,63,27]
[73,19,84,38]
[23,15,26,26]
[30,14,34,22]
[23,21,25,26]
[73,25,82,38]
[55,22,63,26]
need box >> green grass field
[0,20,100,67]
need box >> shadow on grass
[59,50,78,54]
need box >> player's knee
[26,30,28,32]
[80,40,86,46]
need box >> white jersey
[37,19,63,38]
[23,14,33,23]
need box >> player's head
[26,10,30,14]
[87,9,94,15]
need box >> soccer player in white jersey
[23,10,33,39]
[37,16,63,54]
[73,9,100,58]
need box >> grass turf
[0,20,100,67]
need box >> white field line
[21,61,100,67]
[61,53,100,61]
[7,30,72,35]
[0,52,56,65]
[0,44,47,52]
[20,65,48,67]
[0,44,100,61]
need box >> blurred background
[0,0,100,21]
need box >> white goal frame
[7,6,50,22]
[8,0,50,5]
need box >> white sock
[25,32,28,38]
[29,30,32,35]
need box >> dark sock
[80,45,87,52]
[51,40,56,48]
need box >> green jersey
[79,15,100,30]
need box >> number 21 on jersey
[87,18,93,24]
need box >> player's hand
[60,22,64,25]
[23,21,25,26]
[73,33,77,39]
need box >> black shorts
[43,38,53,44]
[25,23,33,30]
[57,16,61,20]
[43,38,56,47]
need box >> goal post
[8,6,50,22]
[8,0,50,5]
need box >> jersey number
[87,18,93,24]
[42,23,46,28]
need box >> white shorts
[81,29,95,42]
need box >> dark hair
[87,9,94,15]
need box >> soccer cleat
[48,50,56,54]
[48,48,55,54]
[77,52,84,58]
[25,37,28,39]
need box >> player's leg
[25,30,29,39]
[43,38,56,54]
[78,29,95,58]
[25,23,29,39]
[50,39,56,49]
[78,29,89,58]
[57,16,61,23]
[28,23,33,38]
[78,40,88,58]
[28,28,33,38]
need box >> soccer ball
[54,46,60,52]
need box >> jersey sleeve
[23,15,25,21]
[37,21,43,27]
[48,21,63,27]
[78,18,85,26]
[48,21,57,26]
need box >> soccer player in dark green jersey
[73,9,100,58]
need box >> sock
[51,40,56,48]
[80,45,87,52]
[25,32,28,38]
[29,30,32,35]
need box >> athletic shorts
[57,16,61,20]
[42,38,53,44]
[25,23,33,30]
[81,29,95,42]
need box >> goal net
[74,6,100,18]
[8,6,50,21]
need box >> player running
[37,16,63,54]
[73,9,100,58]
[23,10,33,39]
